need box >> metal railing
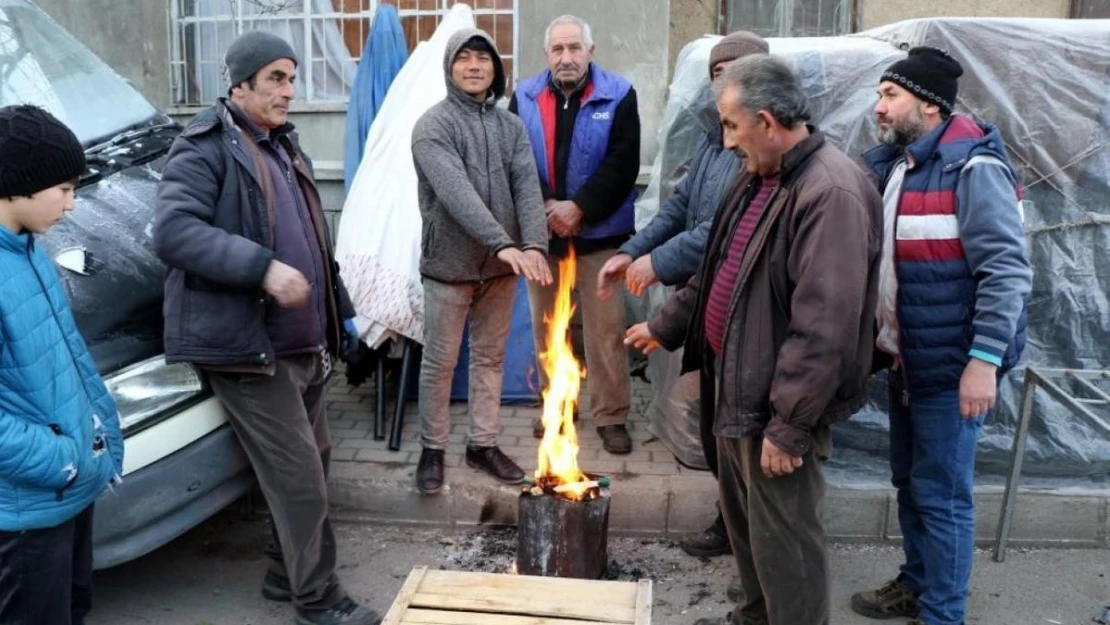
[993,367,1110,562]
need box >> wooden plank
[401,608,626,625]
[416,569,638,607]
[633,579,653,625]
[382,566,429,625]
[408,592,635,624]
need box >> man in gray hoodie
[411,29,551,495]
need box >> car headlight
[104,356,207,433]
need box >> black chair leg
[374,354,386,440]
[389,338,416,451]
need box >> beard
[878,106,927,147]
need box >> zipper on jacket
[479,104,492,284]
[890,162,911,406]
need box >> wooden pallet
[382,567,652,625]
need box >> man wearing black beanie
[851,47,1032,625]
[153,31,376,625]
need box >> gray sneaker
[295,598,381,625]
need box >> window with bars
[169,0,517,106]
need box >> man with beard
[850,47,1032,625]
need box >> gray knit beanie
[224,30,298,89]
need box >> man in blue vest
[850,47,1032,625]
[509,14,641,455]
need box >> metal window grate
[725,0,854,38]
[169,0,518,106]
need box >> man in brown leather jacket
[626,54,882,625]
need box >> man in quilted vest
[0,105,124,625]
[851,47,1033,625]
[509,15,642,455]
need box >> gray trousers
[419,275,516,449]
[207,353,344,611]
[717,428,832,625]
[526,248,630,427]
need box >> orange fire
[535,249,589,500]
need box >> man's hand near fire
[546,199,583,238]
[596,253,632,300]
[497,247,553,286]
[761,437,803,478]
[624,322,662,355]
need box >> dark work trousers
[717,428,832,625]
[207,353,345,611]
[0,505,95,625]
[699,373,726,535]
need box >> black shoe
[295,597,381,625]
[726,576,741,603]
[532,408,580,438]
[465,446,525,484]
[679,522,732,558]
[597,424,632,455]
[262,570,292,602]
[416,449,445,494]
[850,577,920,619]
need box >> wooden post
[517,492,610,579]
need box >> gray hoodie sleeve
[957,157,1033,366]
[508,123,549,253]
[411,118,515,253]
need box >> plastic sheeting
[343,4,408,193]
[336,4,476,350]
[639,18,1110,482]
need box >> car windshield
[0,0,159,145]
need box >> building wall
[668,0,720,79]
[860,0,1071,28]
[34,0,173,110]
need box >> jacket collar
[180,99,296,141]
[0,223,32,254]
[864,114,994,174]
[778,125,826,184]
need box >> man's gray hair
[544,15,594,51]
[713,54,811,128]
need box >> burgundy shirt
[704,176,780,356]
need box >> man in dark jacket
[597,30,768,562]
[626,55,882,625]
[850,48,1032,625]
[410,29,551,495]
[153,31,377,625]
[509,14,641,455]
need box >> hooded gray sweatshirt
[411,28,548,283]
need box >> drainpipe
[716,0,725,35]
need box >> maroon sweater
[704,176,779,355]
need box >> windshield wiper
[85,122,178,156]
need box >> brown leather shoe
[597,424,632,455]
[465,446,525,484]
[850,577,920,619]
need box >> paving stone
[355,449,413,463]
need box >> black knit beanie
[880,46,963,115]
[0,105,86,198]
[224,30,298,89]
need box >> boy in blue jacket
[0,105,124,625]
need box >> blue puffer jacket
[0,225,123,531]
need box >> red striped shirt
[704,176,779,356]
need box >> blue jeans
[889,375,982,625]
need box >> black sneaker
[679,522,732,558]
[262,570,292,602]
[295,598,381,625]
[465,446,525,484]
[416,449,445,494]
[850,577,920,619]
[597,424,632,455]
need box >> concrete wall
[517,1,670,165]
[35,0,173,110]
[668,0,720,77]
[860,0,1071,29]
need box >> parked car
[0,0,255,569]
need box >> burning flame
[535,249,589,500]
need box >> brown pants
[717,428,831,625]
[207,353,345,611]
[526,248,630,427]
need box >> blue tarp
[343,4,408,193]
